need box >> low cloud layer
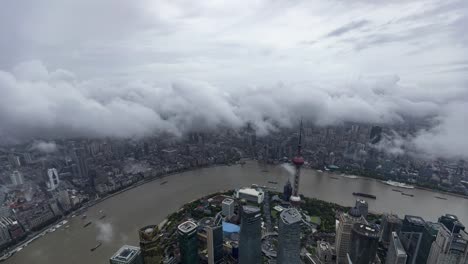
[0,61,467,159]
[0,0,467,159]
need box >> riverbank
[0,162,235,262]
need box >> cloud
[96,222,113,243]
[30,140,58,153]
[0,0,467,160]
[325,20,370,38]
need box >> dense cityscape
[0,122,467,263]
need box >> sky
[0,0,467,159]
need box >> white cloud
[0,0,467,159]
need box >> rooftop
[178,221,198,233]
[280,208,302,225]
[110,245,140,262]
[222,198,234,205]
[353,223,380,238]
[238,187,264,197]
[405,215,425,226]
[391,232,407,255]
[243,205,260,213]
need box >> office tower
[283,179,292,201]
[73,148,89,178]
[277,208,302,264]
[204,214,223,264]
[439,214,465,234]
[222,198,235,219]
[0,217,25,242]
[355,199,368,218]
[178,221,199,264]
[415,222,441,264]
[47,168,60,191]
[290,120,304,206]
[139,225,162,264]
[335,207,367,264]
[386,232,407,264]
[109,245,144,264]
[10,170,24,186]
[0,220,12,247]
[427,220,468,264]
[348,223,379,264]
[381,214,403,247]
[400,215,425,264]
[239,205,262,264]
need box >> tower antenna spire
[290,119,305,206]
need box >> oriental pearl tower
[290,120,304,206]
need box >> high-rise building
[239,205,262,264]
[222,198,235,219]
[178,221,199,264]
[138,225,162,264]
[348,223,379,264]
[10,170,24,186]
[386,232,407,264]
[109,245,144,264]
[47,168,60,191]
[439,214,465,234]
[290,121,304,206]
[277,208,302,264]
[201,214,224,264]
[335,208,367,264]
[73,148,89,179]
[283,179,292,201]
[427,219,468,264]
[400,215,425,264]
[355,199,368,219]
[381,214,403,248]
[415,222,441,264]
[0,220,12,248]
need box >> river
[6,161,468,264]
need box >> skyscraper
[386,232,407,264]
[178,221,199,264]
[277,208,302,264]
[290,120,304,206]
[348,223,380,264]
[283,179,292,202]
[47,168,60,191]
[439,214,465,234]
[222,198,234,219]
[381,214,403,248]
[335,208,367,264]
[10,170,24,186]
[73,147,89,179]
[400,215,425,264]
[239,205,262,264]
[355,199,368,219]
[415,222,441,264]
[109,245,144,264]
[427,218,468,264]
[138,225,162,264]
[204,214,223,264]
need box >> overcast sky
[0,0,467,159]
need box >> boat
[383,180,415,189]
[352,192,376,199]
[343,175,358,179]
[261,169,269,172]
[392,189,402,192]
[90,242,102,252]
[99,214,107,220]
[160,181,168,185]
[99,210,103,213]
[330,177,339,180]
[81,214,87,219]
[83,221,92,228]
[268,181,278,184]
[401,193,414,197]
[317,170,323,173]
[435,196,448,200]
[65,225,70,229]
